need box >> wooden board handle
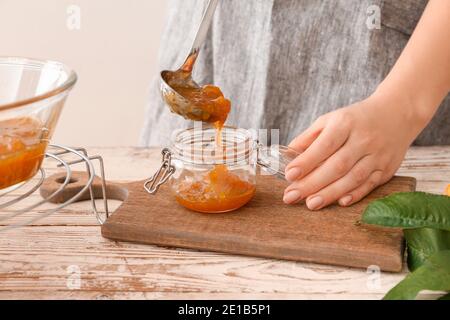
[40,171,128,204]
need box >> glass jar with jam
[145,126,300,213]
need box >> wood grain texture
[94,174,415,272]
[0,226,407,297]
[0,146,449,300]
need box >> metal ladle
[160,0,219,121]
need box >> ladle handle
[181,0,219,72]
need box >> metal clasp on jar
[144,148,176,194]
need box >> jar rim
[170,126,256,165]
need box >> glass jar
[145,126,300,213]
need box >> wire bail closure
[144,148,176,194]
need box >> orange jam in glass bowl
[168,126,257,213]
[0,57,77,190]
[0,117,48,190]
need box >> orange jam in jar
[160,70,255,213]
[174,164,256,213]
[0,117,47,190]
[169,127,257,213]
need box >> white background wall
[0,0,168,146]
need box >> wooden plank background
[0,146,449,300]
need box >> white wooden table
[0,146,448,300]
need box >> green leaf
[404,228,450,271]
[362,192,450,230]
[384,250,450,300]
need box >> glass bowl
[0,57,77,191]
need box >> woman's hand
[283,0,450,210]
[283,92,423,210]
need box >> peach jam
[169,127,257,213]
[174,164,256,213]
[0,117,47,190]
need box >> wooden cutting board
[41,171,416,272]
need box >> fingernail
[283,190,302,204]
[285,167,302,182]
[339,195,353,206]
[307,196,324,210]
